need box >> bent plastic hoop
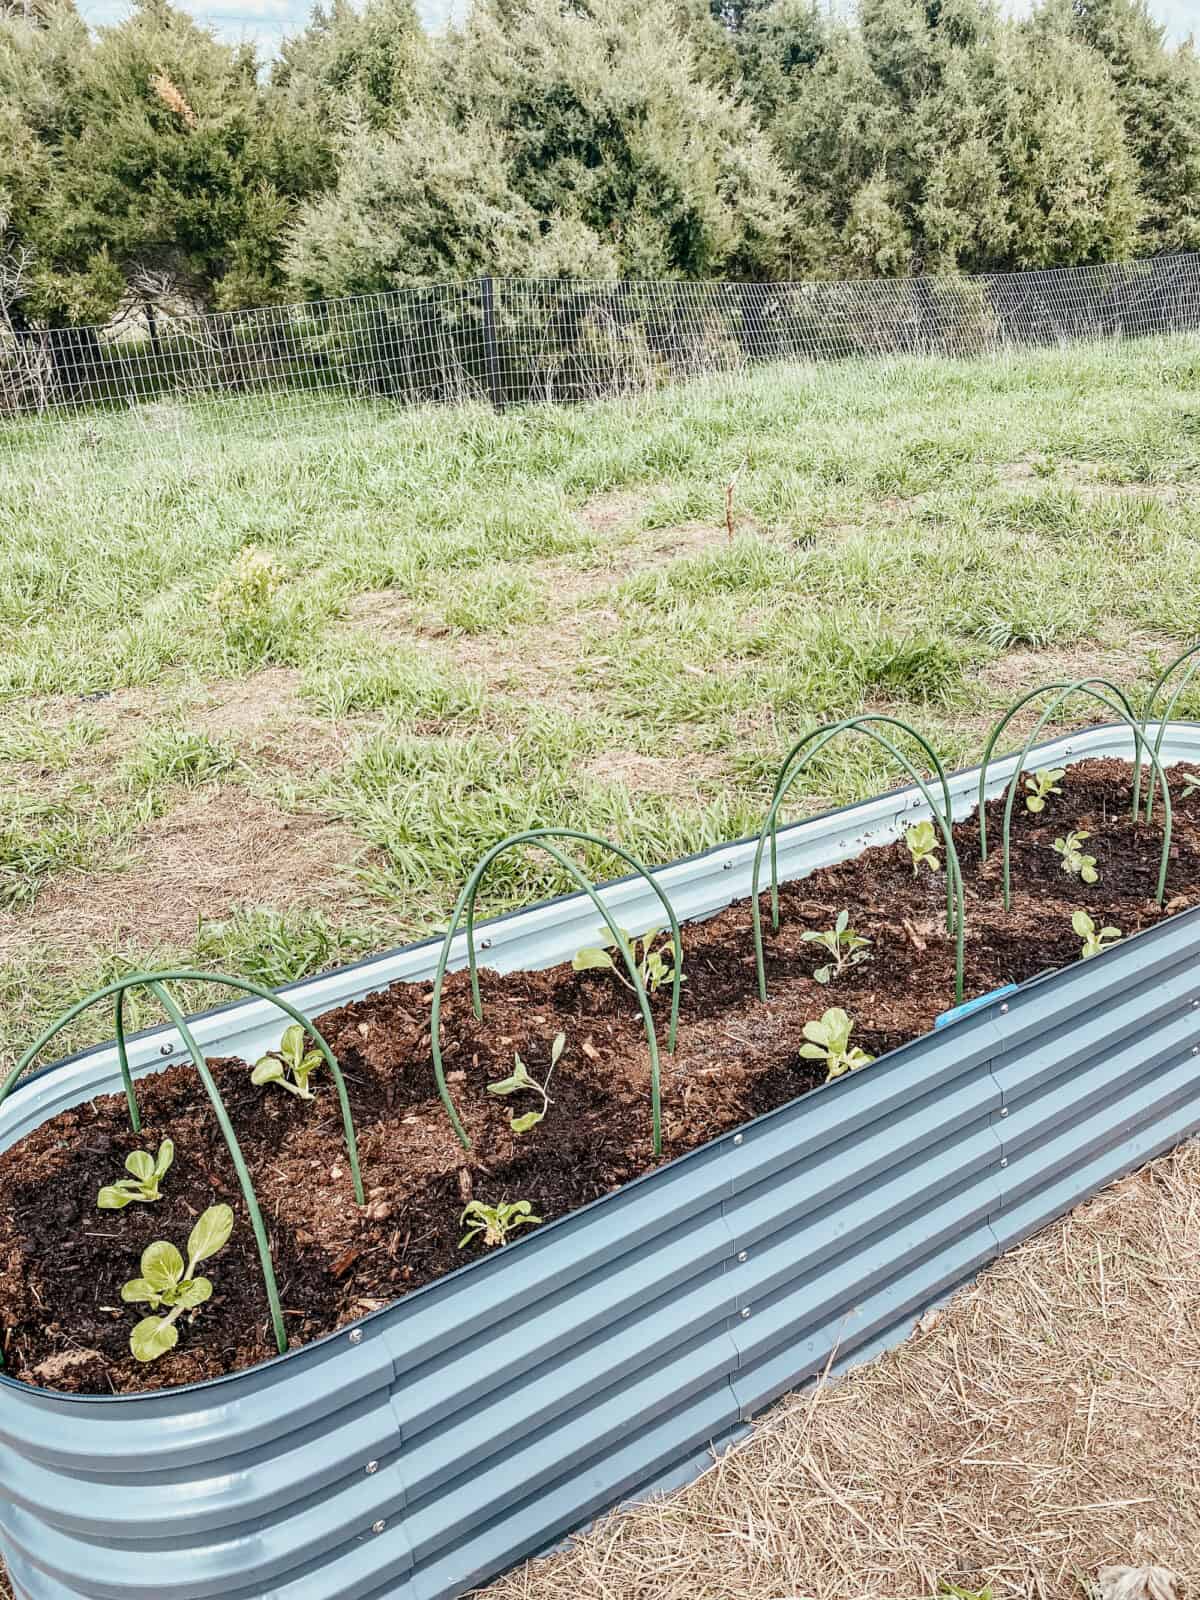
[980,683,1172,910]
[0,969,366,1359]
[430,829,683,1156]
[754,718,966,1006]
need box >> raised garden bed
[2,715,1200,1600]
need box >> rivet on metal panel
[366,1461,379,1475]
[159,1043,173,1057]
[349,1328,363,1346]
[480,938,493,950]
[1000,1157,1008,1168]
[1192,998,1200,1010]
[1193,1045,1199,1056]
[737,1250,748,1263]
[372,1521,387,1536]
[741,1307,751,1319]
[733,1133,744,1146]
[999,1002,1009,1014]
[999,1107,1008,1118]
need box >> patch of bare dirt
[345,590,426,640]
[575,486,656,535]
[18,669,348,780]
[978,634,1178,700]
[340,519,772,707]
[0,789,366,967]
[581,749,728,799]
[995,460,1191,500]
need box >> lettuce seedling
[121,1204,234,1363]
[798,1007,874,1081]
[905,820,941,876]
[97,1139,174,1210]
[458,1199,542,1250]
[1182,772,1200,798]
[252,1023,323,1099]
[802,909,871,984]
[573,925,683,994]
[487,1031,566,1134]
[1072,909,1121,959]
[1054,829,1099,884]
[1024,767,1065,813]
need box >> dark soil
[3,757,1197,1397]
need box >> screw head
[733,1133,744,1147]
[1192,998,1199,1010]
[741,1307,751,1319]
[999,1107,1009,1118]
[372,1520,386,1536]
[723,859,733,871]
[1192,1045,1199,1057]
[999,1002,1009,1015]
[1000,1157,1009,1168]
[366,1461,379,1475]
[480,937,493,949]
[159,1043,173,1057]
[349,1328,363,1346]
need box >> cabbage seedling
[573,925,683,994]
[1072,909,1121,958]
[1024,767,1065,813]
[905,820,941,876]
[458,1199,542,1250]
[487,1031,566,1134]
[97,1139,174,1210]
[798,1007,874,1081]
[1054,829,1099,884]
[121,1204,234,1362]
[252,1023,324,1099]
[802,910,871,984]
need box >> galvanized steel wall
[2,723,1199,1600]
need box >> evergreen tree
[1046,0,1200,253]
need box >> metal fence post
[479,276,505,411]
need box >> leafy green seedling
[573,924,683,994]
[1024,767,1065,813]
[487,1031,566,1134]
[1054,829,1098,884]
[798,1007,874,1081]
[905,819,941,876]
[121,1204,234,1363]
[97,1139,174,1210]
[458,1199,543,1250]
[252,1023,324,1099]
[1072,909,1121,959]
[1181,771,1200,798]
[802,909,871,984]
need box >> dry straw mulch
[482,1143,1200,1600]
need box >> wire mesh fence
[4,253,1200,460]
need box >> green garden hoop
[430,829,683,1157]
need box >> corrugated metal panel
[2,722,1199,1600]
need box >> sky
[72,0,1195,61]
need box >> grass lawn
[3,336,1200,1594]
[5,336,1200,1072]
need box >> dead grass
[977,634,1177,700]
[481,1142,1200,1600]
[581,748,729,799]
[343,515,768,705]
[0,788,363,967]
